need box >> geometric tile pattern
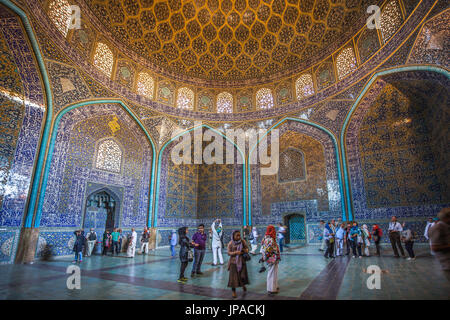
[346,73,450,221]
[408,9,450,69]
[0,14,45,229]
[359,84,445,208]
[83,0,373,82]
[260,131,329,215]
[40,104,152,228]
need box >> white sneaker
[352,256,356,258]
[359,256,362,259]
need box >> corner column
[14,227,39,264]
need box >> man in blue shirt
[323,221,335,258]
[335,223,345,256]
[111,228,120,256]
[277,223,286,253]
[169,229,178,257]
[191,224,207,276]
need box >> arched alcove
[155,126,246,230]
[83,187,122,231]
[344,69,449,238]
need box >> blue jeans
[350,240,361,256]
[74,252,82,261]
[191,249,205,274]
[278,238,284,253]
[112,241,119,255]
[170,245,176,257]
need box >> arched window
[336,47,357,80]
[95,139,122,173]
[48,0,71,37]
[295,74,315,99]
[278,148,306,183]
[137,72,154,99]
[176,87,194,110]
[256,88,274,110]
[217,92,233,113]
[93,42,114,77]
[380,1,403,43]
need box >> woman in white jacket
[250,227,259,254]
[361,224,371,257]
[127,228,137,258]
[211,219,224,266]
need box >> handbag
[187,249,193,262]
[242,252,251,262]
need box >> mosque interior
[0,0,448,300]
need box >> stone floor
[0,245,448,300]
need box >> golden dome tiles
[81,0,374,84]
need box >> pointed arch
[32,99,157,228]
[380,0,403,43]
[247,117,347,225]
[154,124,247,227]
[256,88,274,110]
[176,87,194,110]
[295,74,315,99]
[136,72,154,99]
[340,66,450,221]
[336,47,357,80]
[217,92,233,113]
[94,137,123,173]
[93,42,114,77]
[1,0,55,228]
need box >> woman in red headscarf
[372,224,383,256]
[260,225,281,295]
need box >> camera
[258,258,266,273]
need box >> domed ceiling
[84,0,375,85]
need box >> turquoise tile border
[340,65,450,220]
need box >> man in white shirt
[211,219,224,266]
[277,223,286,253]
[127,228,137,258]
[424,218,434,255]
[335,223,345,256]
[388,216,405,258]
[85,228,97,256]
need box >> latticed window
[256,88,274,110]
[93,42,114,77]
[295,74,315,99]
[137,72,154,99]
[380,1,403,42]
[217,92,233,113]
[95,139,122,173]
[176,87,194,110]
[278,148,306,183]
[336,47,357,80]
[48,0,71,37]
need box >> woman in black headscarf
[227,230,250,298]
[177,227,194,283]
